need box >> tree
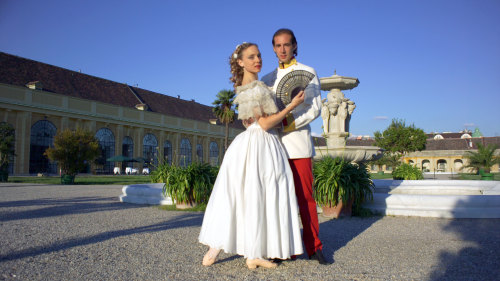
[44,128,101,182]
[371,152,401,171]
[212,89,236,153]
[462,142,500,173]
[0,122,15,181]
[373,119,427,163]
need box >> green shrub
[44,128,100,178]
[313,156,374,210]
[392,163,423,180]
[153,162,217,204]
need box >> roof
[0,52,243,129]
[343,136,500,151]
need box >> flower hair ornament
[233,42,248,59]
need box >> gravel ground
[1,183,499,281]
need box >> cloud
[374,116,388,120]
[311,131,323,137]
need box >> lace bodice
[234,80,278,120]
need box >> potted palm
[0,122,15,182]
[313,156,374,218]
[462,143,499,180]
[44,128,100,184]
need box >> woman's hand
[289,90,305,109]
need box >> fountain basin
[314,145,383,163]
[320,74,359,91]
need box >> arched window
[179,138,192,167]
[437,159,447,172]
[454,159,463,172]
[209,141,219,166]
[196,144,203,162]
[422,160,430,172]
[143,133,158,168]
[30,120,57,174]
[163,140,172,165]
[408,160,415,165]
[95,128,115,174]
[122,136,134,168]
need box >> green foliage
[154,162,217,204]
[8,175,151,185]
[212,89,236,153]
[313,156,374,210]
[44,128,100,176]
[373,119,427,160]
[462,142,500,173]
[370,152,402,171]
[0,122,15,172]
[392,163,424,180]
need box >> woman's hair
[272,28,298,57]
[229,42,258,88]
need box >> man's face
[273,33,296,64]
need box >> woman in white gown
[198,43,304,269]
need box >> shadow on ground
[0,212,203,262]
[429,198,500,280]
[317,215,381,264]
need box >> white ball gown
[198,81,303,260]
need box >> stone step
[372,179,500,195]
[364,191,500,218]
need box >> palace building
[0,52,244,175]
[345,131,500,173]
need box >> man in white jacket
[262,28,329,265]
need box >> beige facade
[368,149,500,174]
[0,83,243,175]
[403,149,500,173]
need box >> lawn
[7,175,152,185]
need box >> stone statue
[321,89,355,134]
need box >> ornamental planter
[176,201,197,209]
[321,198,354,219]
[481,173,494,181]
[61,174,75,185]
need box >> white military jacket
[261,60,322,159]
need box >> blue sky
[1,0,499,137]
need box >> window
[209,141,219,166]
[95,128,115,174]
[422,160,430,172]
[179,138,192,167]
[163,140,172,165]
[437,159,447,172]
[122,136,134,168]
[143,133,158,168]
[196,144,203,162]
[29,120,57,174]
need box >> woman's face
[238,45,262,74]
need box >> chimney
[26,81,43,90]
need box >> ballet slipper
[246,258,278,269]
[202,248,220,266]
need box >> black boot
[309,249,331,265]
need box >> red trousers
[289,158,323,256]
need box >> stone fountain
[314,71,383,162]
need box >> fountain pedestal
[316,71,383,163]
